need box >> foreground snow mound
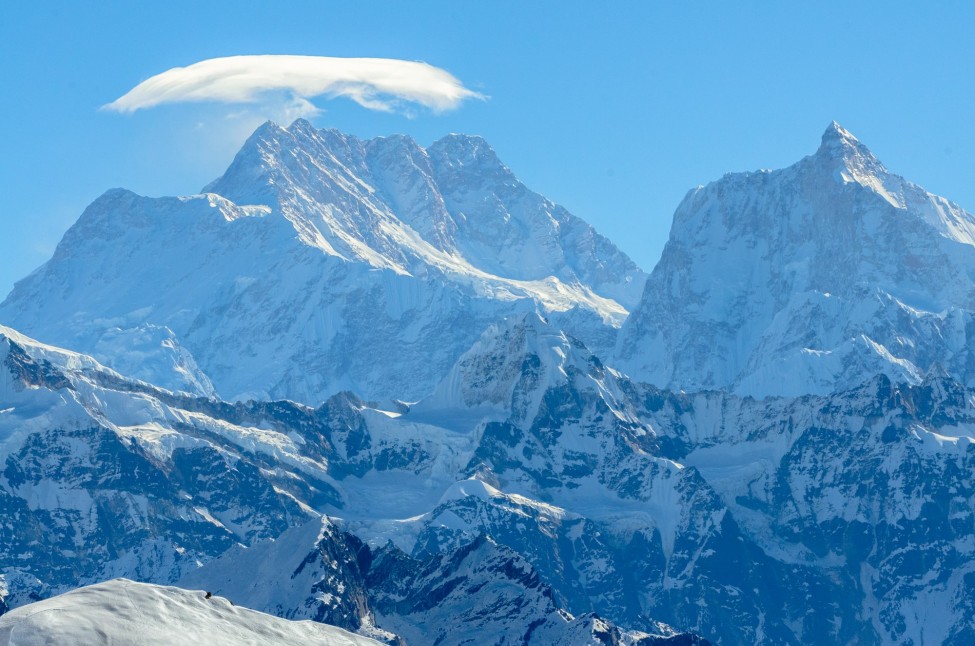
[0,119,644,403]
[618,122,975,398]
[0,579,380,646]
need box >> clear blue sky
[2,2,974,298]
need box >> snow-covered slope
[0,119,644,404]
[618,122,975,397]
[392,314,975,643]
[0,579,381,646]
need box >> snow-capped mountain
[0,120,645,404]
[618,122,975,397]
[0,579,382,646]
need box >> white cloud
[104,55,483,116]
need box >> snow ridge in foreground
[0,579,381,646]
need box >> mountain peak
[618,121,975,398]
[239,119,360,155]
[287,117,315,132]
[814,121,885,174]
[820,120,858,147]
[432,132,491,149]
[286,120,359,148]
[427,133,501,169]
[250,119,287,141]
[4,118,645,405]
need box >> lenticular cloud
[104,55,482,114]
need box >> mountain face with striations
[0,119,645,404]
[618,122,975,397]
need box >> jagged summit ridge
[205,119,644,301]
[617,122,975,398]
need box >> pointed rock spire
[814,121,884,171]
[819,120,859,148]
